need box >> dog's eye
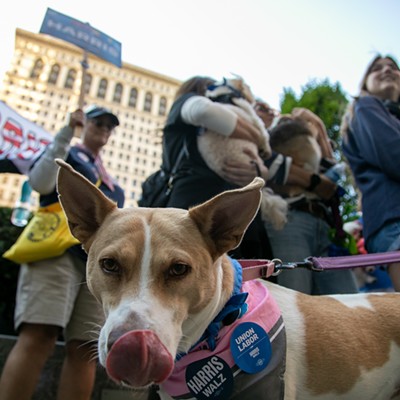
[168,263,189,278]
[100,258,121,275]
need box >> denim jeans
[265,209,358,295]
[367,220,400,253]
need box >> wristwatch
[306,173,322,191]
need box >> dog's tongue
[106,330,174,387]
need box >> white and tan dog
[198,77,288,230]
[56,159,400,400]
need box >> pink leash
[238,251,400,281]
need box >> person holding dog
[341,54,400,292]
[159,76,341,262]
[0,106,125,400]
[256,115,359,295]
[150,75,279,260]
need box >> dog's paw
[260,189,288,230]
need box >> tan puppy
[269,116,322,198]
[56,159,400,400]
[198,77,288,229]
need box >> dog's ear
[55,159,117,248]
[189,177,264,256]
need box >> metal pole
[78,50,89,109]
[75,50,89,138]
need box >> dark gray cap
[85,105,119,126]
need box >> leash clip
[272,258,315,275]
[306,256,324,271]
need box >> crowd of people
[1,53,399,399]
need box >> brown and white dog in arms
[197,77,288,230]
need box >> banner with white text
[40,8,122,68]
[0,101,53,174]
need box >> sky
[1,0,399,109]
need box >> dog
[56,159,400,400]
[268,115,323,200]
[197,77,289,230]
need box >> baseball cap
[84,105,120,126]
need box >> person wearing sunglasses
[254,99,278,129]
[0,105,125,400]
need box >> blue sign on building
[40,8,122,68]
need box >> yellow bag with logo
[3,202,80,264]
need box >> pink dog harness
[161,259,286,400]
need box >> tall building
[0,28,181,208]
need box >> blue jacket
[39,145,125,261]
[342,96,400,247]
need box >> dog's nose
[107,328,127,352]
[107,314,150,352]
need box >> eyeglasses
[90,119,116,131]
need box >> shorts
[367,220,400,254]
[15,252,104,342]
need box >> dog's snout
[106,312,152,352]
[107,326,141,352]
[107,329,123,352]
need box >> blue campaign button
[230,322,272,374]
[185,355,233,400]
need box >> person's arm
[286,163,337,200]
[221,148,336,200]
[29,109,84,194]
[351,96,400,181]
[265,149,337,199]
[181,96,263,145]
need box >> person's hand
[221,149,268,187]
[68,109,85,129]
[230,115,264,146]
[313,173,337,200]
[291,107,334,159]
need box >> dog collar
[162,279,286,400]
[206,78,244,105]
[176,258,248,360]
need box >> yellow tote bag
[3,202,80,264]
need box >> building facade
[0,28,181,209]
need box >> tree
[281,78,349,146]
[279,79,359,222]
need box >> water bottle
[11,180,32,227]
[324,162,346,183]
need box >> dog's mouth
[106,330,174,387]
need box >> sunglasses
[90,119,116,131]
[255,105,276,115]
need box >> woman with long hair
[341,54,400,291]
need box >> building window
[128,88,137,108]
[30,58,44,79]
[113,83,123,103]
[144,92,152,112]
[97,78,108,99]
[64,68,76,89]
[48,64,60,84]
[84,73,92,94]
[159,96,167,116]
